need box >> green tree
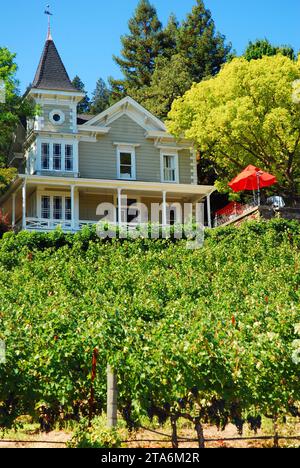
[168,55,300,197]
[0,47,35,192]
[72,75,90,114]
[244,39,296,61]
[140,54,193,119]
[163,14,180,59]
[109,0,166,101]
[90,78,110,114]
[176,0,231,82]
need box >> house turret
[25,31,84,177]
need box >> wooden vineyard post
[170,415,179,449]
[107,365,118,428]
[273,415,279,449]
[88,348,99,427]
[195,417,205,448]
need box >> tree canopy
[168,55,300,198]
[140,54,193,120]
[90,78,111,115]
[72,76,91,114]
[244,39,296,61]
[176,0,231,83]
[110,0,231,119]
[109,0,166,102]
[0,47,35,193]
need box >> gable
[84,97,166,133]
[108,113,152,143]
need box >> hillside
[0,220,299,433]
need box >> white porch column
[22,182,26,230]
[196,202,205,226]
[117,188,122,229]
[71,185,76,230]
[162,191,167,226]
[12,193,16,228]
[207,193,212,228]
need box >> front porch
[2,175,215,233]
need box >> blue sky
[1,0,300,95]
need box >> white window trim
[38,191,72,221]
[116,145,137,181]
[49,109,65,126]
[160,150,179,184]
[38,139,78,173]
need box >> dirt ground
[0,431,72,449]
[125,424,274,449]
[0,423,299,449]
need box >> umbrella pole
[257,173,261,206]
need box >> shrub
[0,210,10,238]
[67,417,124,448]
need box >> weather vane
[44,5,53,39]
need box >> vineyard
[0,220,299,444]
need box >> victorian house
[0,30,215,232]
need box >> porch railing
[24,218,187,232]
[25,218,159,232]
[25,218,73,231]
[213,203,258,227]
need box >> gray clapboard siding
[79,194,114,221]
[179,149,193,185]
[79,114,192,184]
[42,105,73,133]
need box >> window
[117,146,136,180]
[53,144,62,171]
[49,109,65,126]
[41,143,50,170]
[65,198,72,221]
[41,196,51,219]
[119,152,134,179]
[53,197,62,220]
[40,195,72,221]
[65,145,73,171]
[162,154,177,183]
[40,142,75,172]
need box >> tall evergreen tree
[141,54,192,120]
[90,78,110,114]
[177,0,231,82]
[244,39,296,61]
[72,76,90,114]
[109,0,166,101]
[163,14,180,60]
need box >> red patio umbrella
[228,165,277,205]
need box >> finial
[44,5,53,40]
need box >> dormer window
[49,109,65,126]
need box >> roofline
[0,177,23,205]
[16,174,215,196]
[83,96,167,131]
[28,88,84,104]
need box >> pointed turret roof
[32,34,77,92]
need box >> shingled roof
[32,36,77,92]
